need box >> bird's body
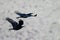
[6,18,24,30]
[12,25,23,30]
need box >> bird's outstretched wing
[15,11,26,16]
[15,12,27,18]
[6,17,18,28]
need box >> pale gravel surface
[0,0,60,40]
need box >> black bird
[15,11,37,18]
[6,17,24,30]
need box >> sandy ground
[0,0,60,40]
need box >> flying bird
[6,17,24,30]
[15,11,37,18]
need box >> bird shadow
[15,11,37,18]
[6,17,24,30]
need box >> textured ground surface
[0,0,60,40]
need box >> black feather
[15,11,37,18]
[6,17,24,30]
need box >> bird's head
[19,19,24,26]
